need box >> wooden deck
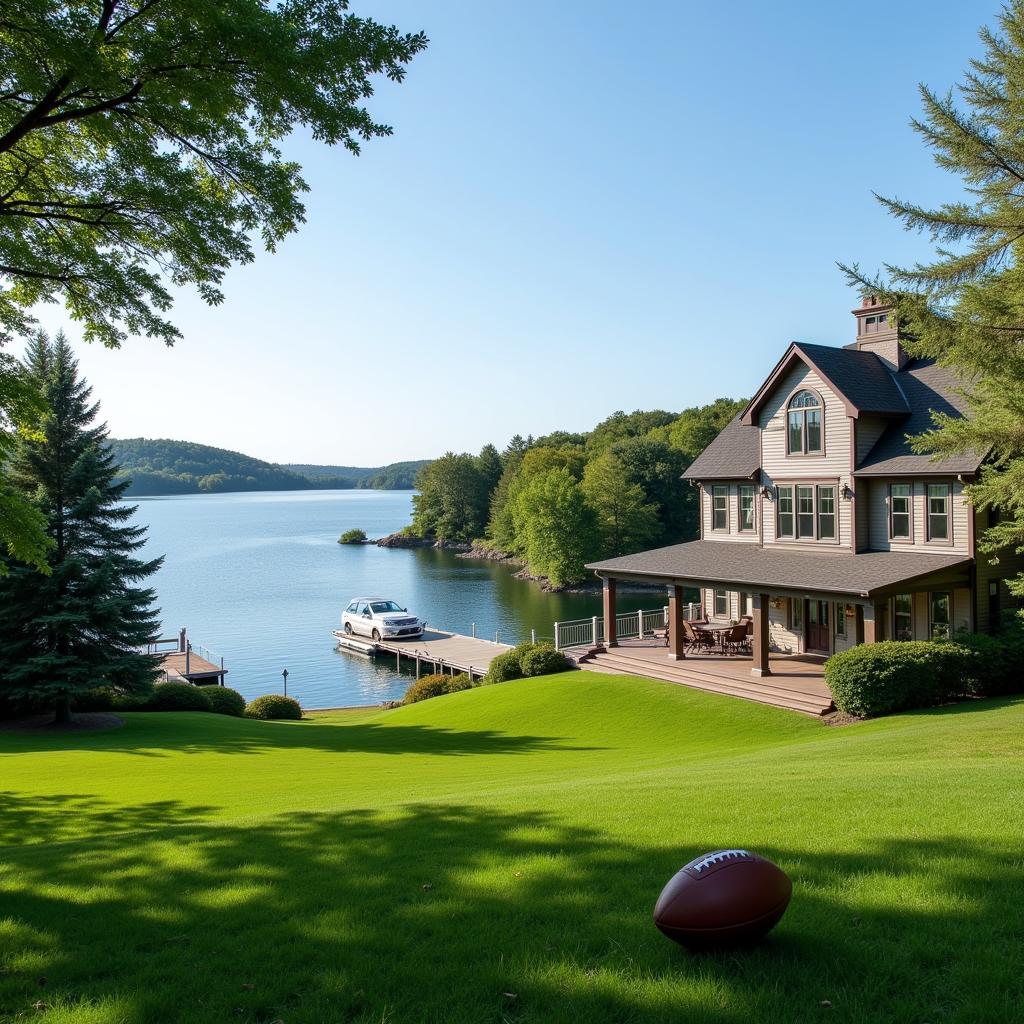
[157,651,226,684]
[572,638,833,716]
[334,628,513,680]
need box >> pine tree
[0,332,162,723]
[843,1,1024,598]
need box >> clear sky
[28,0,990,466]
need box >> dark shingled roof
[587,540,971,597]
[793,343,910,416]
[855,359,985,476]
[681,415,760,481]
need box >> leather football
[653,849,792,948]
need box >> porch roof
[586,540,972,598]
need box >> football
[653,849,792,948]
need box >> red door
[807,600,830,654]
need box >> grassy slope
[0,676,1022,1024]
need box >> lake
[132,489,656,708]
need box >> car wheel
[344,622,352,635]
[371,628,381,642]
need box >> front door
[806,600,830,654]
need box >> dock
[147,628,228,685]
[333,628,513,681]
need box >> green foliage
[825,641,981,717]
[586,410,678,456]
[147,682,211,712]
[286,460,430,490]
[842,4,1024,597]
[402,673,472,704]
[0,2,426,349]
[203,686,247,717]
[512,468,598,588]
[518,644,572,677]
[482,648,526,685]
[245,694,302,720]
[411,451,491,542]
[338,528,367,544]
[954,619,1024,696]
[581,452,659,558]
[0,333,162,722]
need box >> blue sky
[32,0,990,465]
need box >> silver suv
[341,598,423,641]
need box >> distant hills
[110,438,428,496]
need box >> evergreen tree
[410,452,489,541]
[475,443,504,497]
[843,1,1024,599]
[0,332,161,723]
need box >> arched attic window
[787,389,823,455]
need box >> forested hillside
[408,399,746,587]
[110,439,426,495]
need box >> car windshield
[370,601,404,614]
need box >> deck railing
[554,604,703,651]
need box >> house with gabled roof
[584,297,1022,689]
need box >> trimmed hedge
[203,686,247,717]
[825,625,1024,718]
[146,681,212,712]
[482,642,573,685]
[403,673,471,705]
[245,694,302,720]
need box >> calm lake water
[131,490,654,708]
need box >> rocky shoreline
[374,532,471,553]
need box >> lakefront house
[585,297,1022,688]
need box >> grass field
[1,675,1022,1024]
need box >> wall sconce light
[761,485,774,500]
[841,484,854,501]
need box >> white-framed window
[890,483,912,540]
[927,484,951,542]
[738,484,756,532]
[787,390,823,455]
[712,485,729,531]
[714,589,728,617]
[893,593,913,641]
[930,592,951,639]
[818,485,836,539]
[777,485,794,538]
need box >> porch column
[862,601,887,644]
[667,584,686,661]
[602,577,618,648]
[751,593,771,677]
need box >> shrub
[147,681,211,712]
[403,673,472,705]
[245,694,302,720]
[72,688,116,712]
[338,528,367,544]
[955,621,1024,696]
[203,686,247,716]
[825,641,972,717]
[482,647,527,685]
[519,643,572,677]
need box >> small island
[338,528,368,545]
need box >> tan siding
[913,592,929,639]
[867,479,970,555]
[975,508,1024,632]
[769,600,800,653]
[699,482,760,543]
[758,362,853,549]
[856,416,889,465]
[953,588,972,634]
[833,600,856,653]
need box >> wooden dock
[147,628,228,685]
[332,628,513,681]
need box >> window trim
[788,597,804,632]
[785,387,826,457]
[926,482,953,546]
[888,482,914,544]
[711,485,729,532]
[929,591,951,640]
[773,479,841,545]
[835,602,847,638]
[713,589,729,618]
[738,484,756,533]
[892,592,914,642]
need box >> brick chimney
[852,295,906,370]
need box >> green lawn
[1,676,1022,1024]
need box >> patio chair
[683,619,716,654]
[723,622,751,657]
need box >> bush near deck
[482,641,572,685]
[825,623,1024,717]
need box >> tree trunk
[54,694,72,725]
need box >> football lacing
[691,849,752,873]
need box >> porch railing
[554,604,703,651]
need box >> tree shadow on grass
[0,713,601,759]
[0,804,1020,1023]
